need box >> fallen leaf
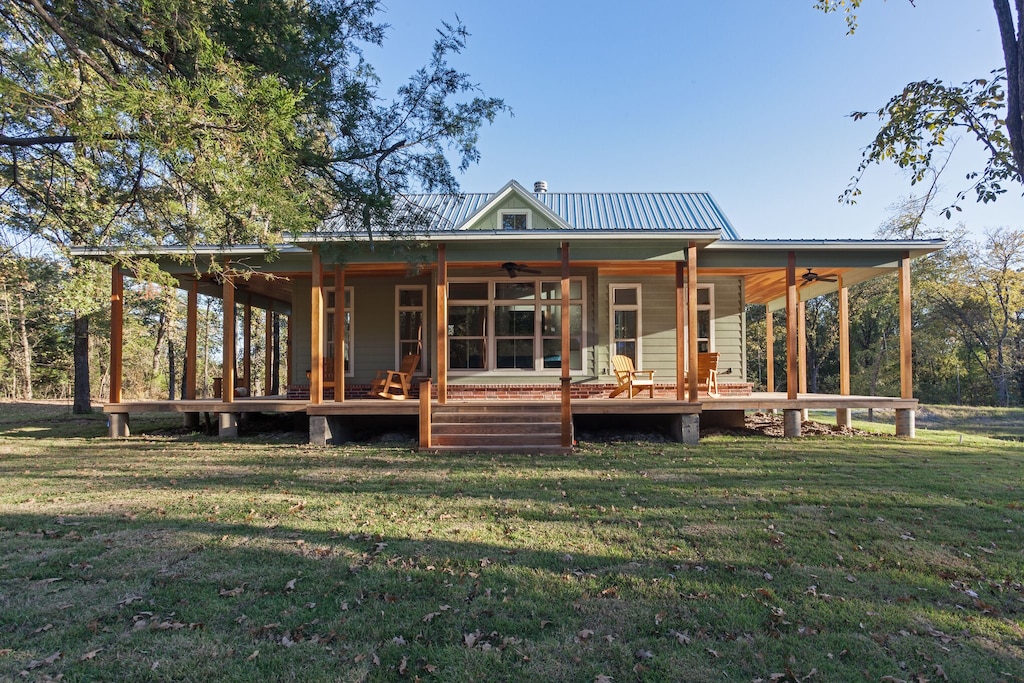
[672,630,691,645]
[398,656,408,675]
[31,623,53,634]
[422,612,441,623]
[285,578,297,591]
[595,675,614,683]
[219,585,245,597]
[634,649,653,660]
[576,629,594,642]
[246,650,259,661]
[392,636,407,645]
[654,611,666,625]
[705,648,720,659]
[79,649,103,661]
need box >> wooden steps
[426,403,571,453]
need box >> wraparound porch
[103,391,918,444]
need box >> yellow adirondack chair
[609,354,655,399]
[369,353,420,400]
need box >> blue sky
[367,1,1022,240]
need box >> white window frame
[447,276,586,374]
[499,209,531,230]
[694,283,715,354]
[324,286,354,377]
[395,285,426,373]
[609,283,642,371]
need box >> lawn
[1,402,1022,682]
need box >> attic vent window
[501,210,530,230]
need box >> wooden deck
[102,392,918,440]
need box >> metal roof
[328,188,740,238]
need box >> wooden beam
[798,300,807,394]
[686,244,699,402]
[675,262,686,400]
[561,241,572,448]
[765,305,774,392]
[437,244,448,405]
[185,279,198,400]
[109,264,123,404]
[334,265,345,402]
[222,267,235,404]
[898,252,913,399]
[838,276,850,395]
[785,252,798,400]
[310,248,323,405]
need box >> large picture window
[448,278,584,372]
[325,287,353,376]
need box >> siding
[290,274,432,385]
[596,275,745,383]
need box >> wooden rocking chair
[369,353,420,400]
[609,354,655,399]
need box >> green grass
[1,402,1022,682]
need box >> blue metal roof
[400,191,739,238]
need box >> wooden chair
[685,351,721,398]
[369,354,420,400]
[609,354,655,399]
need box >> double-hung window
[325,286,353,376]
[610,284,641,367]
[396,286,425,372]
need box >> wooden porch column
[898,252,913,399]
[334,265,345,402]
[784,252,800,435]
[436,244,448,405]
[686,244,699,403]
[675,262,686,400]
[243,296,252,395]
[109,264,124,404]
[185,279,198,400]
[560,241,572,448]
[271,312,281,395]
[765,305,774,392]
[264,309,273,396]
[785,253,798,401]
[798,300,807,394]
[836,276,852,428]
[222,267,235,405]
[310,247,324,405]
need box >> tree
[1,0,505,409]
[815,1,1024,212]
[921,228,1024,406]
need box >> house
[93,179,944,449]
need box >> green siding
[467,196,560,231]
[596,275,745,383]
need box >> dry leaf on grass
[285,578,297,591]
[79,649,102,661]
[219,585,245,597]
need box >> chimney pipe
[534,180,548,193]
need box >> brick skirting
[286,382,753,401]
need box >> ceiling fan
[800,268,838,285]
[500,262,542,279]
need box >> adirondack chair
[685,351,721,398]
[609,354,655,399]
[369,353,420,400]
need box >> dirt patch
[703,411,874,438]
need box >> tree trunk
[271,312,280,395]
[17,288,32,399]
[993,0,1024,179]
[73,313,92,413]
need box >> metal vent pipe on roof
[534,180,548,193]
